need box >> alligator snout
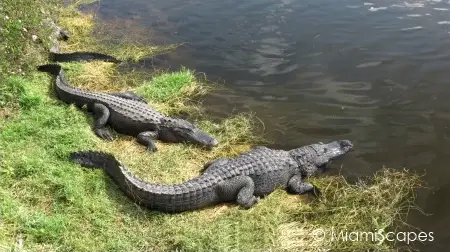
[324,140,354,159]
[337,140,353,152]
[191,130,219,149]
[204,136,219,148]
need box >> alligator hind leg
[201,158,230,173]
[287,175,321,197]
[217,176,259,209]
[109,91,147,103]
[137,131,159,152]
[91,103,115,141]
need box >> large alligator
[37,63,218,152]
[70,140,353,213]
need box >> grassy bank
[0,1,422,251]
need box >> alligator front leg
[136,131,158,152]
[217,176,259,209]
[109,91,147,103]
[91,103,115,141]
[286,174,321,197]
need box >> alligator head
[159,117,218,149]
[289,140,353,176]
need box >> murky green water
[82,0,450,250]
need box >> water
[83,0,450,250]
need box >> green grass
[0,77,28,112]
[0,0,58,75]
[0,1,424,251]
[136,68,209,102]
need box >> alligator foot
[109,91,147,103]
[240,196,259,209]
[146,141,158,152]
[287,175,321,198]
[91,103,115,141]
[137,131,158,152]
[95,128,115,141]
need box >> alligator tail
[70,151,120,170]
[50,52,122,63]
[37,63,62,76]
[69,150,213,212]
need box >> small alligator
[49,51,122,63]
[42,20,124,63]
[70,140,353,213]
[44,19,122,63]
[37,63,218,152]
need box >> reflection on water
[82,0,450,250]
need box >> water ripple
[369,6,388,11]
[401,26,423,30]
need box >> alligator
[49,51,122,63]
[43,19,122,63]
[69,140,353,213]
[37,63,218,152]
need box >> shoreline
[0,1,423,251]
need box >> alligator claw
[146,144,158,153]
[95,128,115,141]
[251,196,259,206]
[242,196,259,209]
[311,186,322,198]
